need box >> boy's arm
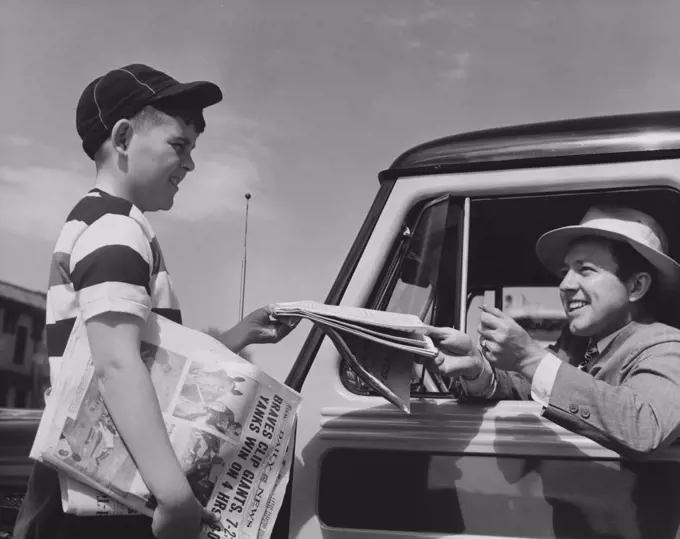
[217,305,298,353]
[86,311,194,507]
[218,324,251,354]
[67,212,216,537]
[67,214,198,514]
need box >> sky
[3,0,680,380]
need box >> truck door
[287,159,680,539]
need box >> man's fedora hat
[536,205,680,291]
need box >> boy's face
[126,115,199,212]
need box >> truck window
[340,196,465,397]
[465,188,680,346]
[341,186,680,401]
[383,199,450,320]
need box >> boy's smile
[126,116,198,212]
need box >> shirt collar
[594,324,629,354]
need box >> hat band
[577,217,665,254]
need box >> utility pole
[239,193,252,321]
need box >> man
[13,64,297,539]
[426,205,680,459]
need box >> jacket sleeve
[490,369,532,401]
[457,369,532,402]
[465,326,579,403]
[543,341,680,459]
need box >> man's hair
[609,240,657,284]
[130,105,206,134]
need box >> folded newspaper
[272,301,443,413]
[30,313,301,539]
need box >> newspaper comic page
[30,313,301,539]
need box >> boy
[13,64,297,539]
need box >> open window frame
[339,184,680,401]
[339,194,470,398]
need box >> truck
[4,110,680,539]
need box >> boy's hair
[130,105,207,134]
[94,105,206,164]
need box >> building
[0,280,49,409]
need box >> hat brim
[152,80,223,109]
[536,225,680,291]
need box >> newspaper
[29,313,301,539]
[272,301,445,413]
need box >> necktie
[579,341,598,371]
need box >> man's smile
[566,299,588,314]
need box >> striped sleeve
[69,213,153,322]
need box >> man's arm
[86,312,195,506]
[424,327,530,401]
[542,343,680,459]
[457,358,533,401]
[490,369,533,400]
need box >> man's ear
[110,119,134,157]
[629,271,652,303]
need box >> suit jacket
[490,321,680,459]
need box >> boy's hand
[152,491,218,539]
[220,304,300,352]
[241,304,299,345]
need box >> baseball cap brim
[151,80,223,109]
[536,225,680,290]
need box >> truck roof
[389,110,680,171]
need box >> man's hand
[423,326,486,379]
[152,489,218,539]
[218,304,299,353]
[477,304,546,380]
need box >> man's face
[559,239,632,340]
[126,116,198,212]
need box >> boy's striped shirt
[46,188,181,386]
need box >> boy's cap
[76,63,223,160]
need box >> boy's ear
[110,119,134,156]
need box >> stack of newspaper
[30,313,301,539]
[28,301,441,537]
[272,301,442,413]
